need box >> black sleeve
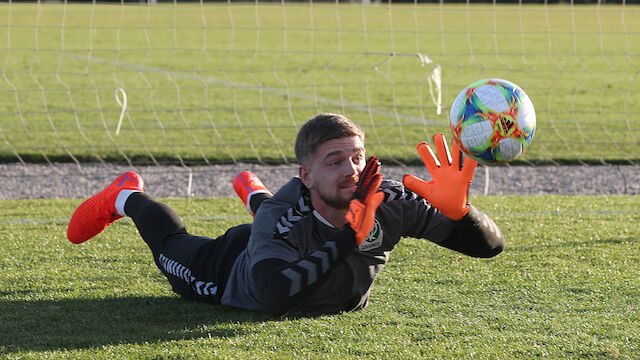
[251,226,357,317]
[439,205,505,258]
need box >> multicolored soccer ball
[449,78,536,164]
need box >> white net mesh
[0,1,638,198]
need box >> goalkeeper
[67,113,504,316]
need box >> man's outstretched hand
[346,156,384,246]
[403,134,477,221]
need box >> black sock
[124,192,187,250]
[249,192,272,214]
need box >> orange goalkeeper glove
[346,156,385,246]
[403,134,477,221]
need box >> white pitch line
[0,215,250,225]
[2,210,639,226]
[64,52,441,125]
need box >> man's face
[300,136,366,211]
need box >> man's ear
[298,165,314,189]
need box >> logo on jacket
[359,219,383,251]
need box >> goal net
[0,0,638,197]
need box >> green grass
[0,3,639,165]
[1,195,638,359]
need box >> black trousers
[125,192,250,304]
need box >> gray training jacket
[220,177,464,315]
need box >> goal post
[0,0,638,168]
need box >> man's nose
[345,159,360,176]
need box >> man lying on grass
[67,113,504,317]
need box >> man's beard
[318,190,351,212]
[316,176,358,212]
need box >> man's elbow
[463,206,506,258]
[257,293,288,316]
[477,236,505,258]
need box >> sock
[115,189,141,217]
[248,191,272,215]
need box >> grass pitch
[0,195,638,359]
[0,4,638,358]
[0,3,639,164]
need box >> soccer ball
[449,78,536,164]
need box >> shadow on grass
[0,295,270,353]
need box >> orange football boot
[67,171,144,244]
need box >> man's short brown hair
[295,113,365,165]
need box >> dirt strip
[1,163,638,200]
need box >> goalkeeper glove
[346,156,385,246]
[403,134,477,221]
